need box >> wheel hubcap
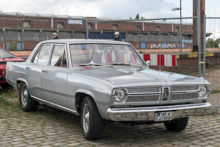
[83,103,89,133]
[21,85,28,106]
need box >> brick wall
[149,56,220,75]
[0,14,193,33]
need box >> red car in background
[0,47,24,89]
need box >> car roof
[40,39,131,45]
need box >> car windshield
[0,49,16,59]
[69,44,144,66]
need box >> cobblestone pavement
[1,67,220,147]
[0,98,220,147]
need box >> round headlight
[199,86,207,98]
[114,89,125,102]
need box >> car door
[26,44,52,99]
[41,44,68,107]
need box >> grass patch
[0,88,18,107]
[211,90,220,94]
[0,93,6,104]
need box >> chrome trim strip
[108,103,211,113]
[31,95,78,115]
[170,98,207,102]
[172,90,198,94]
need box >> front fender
[75,89,95,99]
[74,88,112,120]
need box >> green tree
[214,38,220,48]
[7,42,18,51]
[129,17,132,19]
[206,38,220,48]
[141,16,145,20]
[135,14,140,20]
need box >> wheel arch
[75,89,103,117]
[16,78,28,91]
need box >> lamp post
[172,0,182,52]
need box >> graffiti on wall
[166,43,177,48]
[149,43,181,49]
[150,43,161,49]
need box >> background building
[0,11,194,51]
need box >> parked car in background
[6,39,212,140]
[0,47,24,89]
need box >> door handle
[26,67,31,70]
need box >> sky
[0,0,219,18]
[0,0,220,38]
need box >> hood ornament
[163,88,169,100]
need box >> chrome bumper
[107,103,212,121]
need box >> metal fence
[204,16,220,109]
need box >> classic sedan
[6,39,211,140]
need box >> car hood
[74,66,205,85]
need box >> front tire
[164,117,188,132]
[19,82,39,112]
[80,96,104,140]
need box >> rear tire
[80,96,104,140]
[19,82,39,112]
[164,117,188,132]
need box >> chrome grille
[126,95,160,102]
[171,93,198,101]
[172,86,199,92]
[127,87,160,94]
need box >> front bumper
[107,103,212,121]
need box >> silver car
[6,39,212,140]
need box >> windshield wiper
[111,62,131,66]
[3,56,16,60]
[78,64,102,66]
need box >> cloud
[0,0,178,19]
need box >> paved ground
[1,99,220,147]
[1,67,220,147]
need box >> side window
[33,51,39,64]
[32,44,51,65]
[50,45,67,68]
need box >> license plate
[156,112,173,121]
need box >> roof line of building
[0,11,193,25]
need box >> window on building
[136,25,141,31]
[113,24,118,30]
[157,26,161,31]
[87,23,92,29]
[57,22,64,28]
[175,27,179,32]
[23,20,30,27]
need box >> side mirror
[146,60,151,67]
